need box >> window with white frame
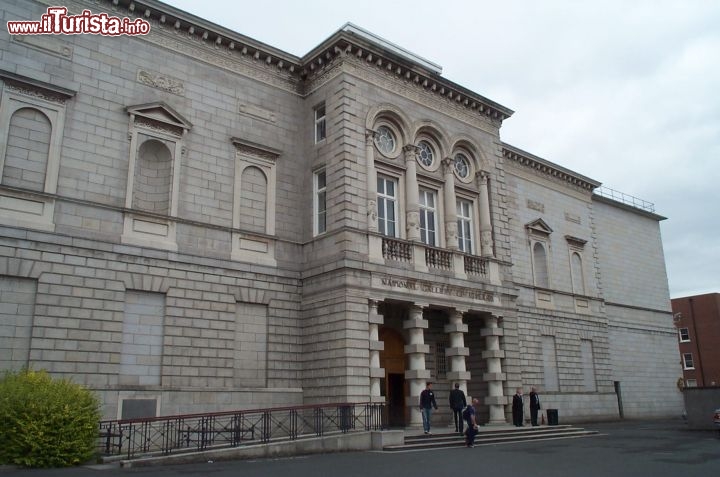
[314,103,326,143]
[457,199,473,253]
[314,168,327,235]
[685,379,697,388]
[418,188,437,246]
[377,175,398,237]
[678,328,690,342]
[682,353,694,370]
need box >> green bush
[0,369,100,468]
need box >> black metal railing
[98,402,386,460]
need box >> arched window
[133,139,172,215]
[239,166,268,234]
[3,107,51,192]
[533,242,549,288]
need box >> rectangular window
[541,335,560,391]
[235,302,268,387]
[457,199,473,253]
[377,175,398,237]
[314,103,326,143]
[678,328,690,342]
[682,353,694,370]
[121,291,165,386]
[314,169,326,235]
[685,379,697,388]
[419,188,437,246]
[580,339,597,392]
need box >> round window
[454,153,470,179]
[417,141,434,167]
[375,126,396,155]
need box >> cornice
[300,36,513,124]
[38,0,303,93]
[502,143,601,193]
[34,0,515,123]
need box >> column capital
[365,129,376,144]
[450,307,468,317]
[441,156,455,175]
[403,144,420,161]
[475,169,489,184]
[485,313,502,325]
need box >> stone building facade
[0,0,683,423]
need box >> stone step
[385,426,599,452]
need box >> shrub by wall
[0,369,100,468]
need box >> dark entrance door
[387,373,405,427]
[379,327,406,427]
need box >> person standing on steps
[463,398,479,447]
[512,387,524,427]
[529,386,541,426]
[449,383,467,434]
[419,381,438,434]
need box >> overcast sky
[164,0,719,299]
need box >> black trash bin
[546,409,558,426]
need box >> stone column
[368,300,385,402]
[481,314,507,425]
[442,157,459,250]
[404,304,430,428]
[366,130,378,233]
[403,145,421,242]
[444,309,470,393]
[477,171,494,257]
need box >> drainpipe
[688,298,706,386]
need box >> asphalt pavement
[2,419,718,477]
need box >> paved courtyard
[2,419,718,477]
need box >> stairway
[383,425,599,452]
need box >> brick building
[0,0,683,423]
[672,293,720,388]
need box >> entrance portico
[369,298,508,427]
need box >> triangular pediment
[126,102,192,130]
[525,218,553,237]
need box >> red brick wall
[672,293,720,387]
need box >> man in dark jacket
[449,383,467,433]
[529,386,541,426]
[419,382,438,434]
[512,387,524,426]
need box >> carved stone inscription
[374,275,495,303]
